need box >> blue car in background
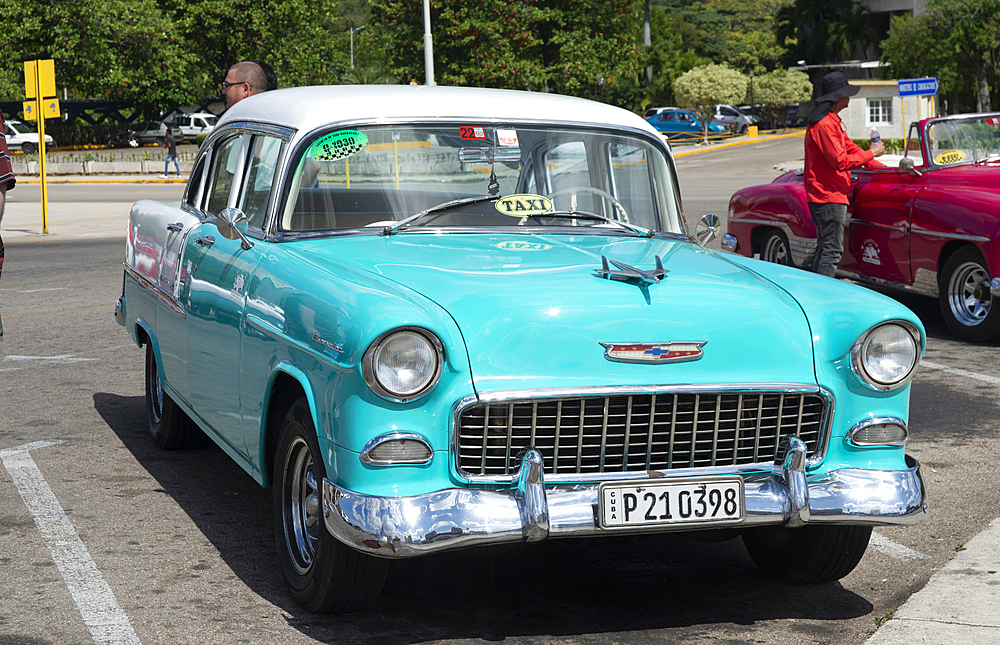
[116,85,928,614]
[645,107,730,139]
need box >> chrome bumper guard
[322,438,928,559]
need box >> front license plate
[600,478,744,528]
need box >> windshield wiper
[523,210,654,238]
[382,195,501,236]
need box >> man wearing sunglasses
[220,60,277,110]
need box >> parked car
[713,104,756,134]
[167,112,217,142]
[643,108,730,140]
[4,119,55,154]
[724,112,1000,341]
[115,85,928,614]
[130,120,169,146]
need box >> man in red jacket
[0,109,15,339]
[804,71,885,277]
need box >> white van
[166,112,217,142]
[4,119,55,154]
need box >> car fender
[728,172,814,263]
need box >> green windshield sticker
[309,130,369,161]
[495,194,554,216]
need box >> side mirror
[696,213,720,246]
[899,156,922,177]
[217,207,254,250]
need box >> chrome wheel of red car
[273,398,389,613]
[760,230,790,265]
[940,247,1000,342]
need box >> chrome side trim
[124,263,186,319]
[838,269,939,298]
[322,452,928,559]
[846,218,904,233]
[245,314,342,369]
[912,229,990,243]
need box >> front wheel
[21,142,36,155]
[742,525,872,584]
[939,247,1000,342]
[145,343,204,449]
[759,229,791,265]
[273,398,389,613]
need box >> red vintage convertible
[724,112,1000,341]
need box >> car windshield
[926,115,1000,167]
[10,121,35,134]
[280,123,683,235]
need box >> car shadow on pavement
[95,392,874,644]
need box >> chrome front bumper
[322,439,928,559]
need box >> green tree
[0,0,196,114]
[644,8,709,109]
[673,63,748,139]
[753,68,810,128]
[163,0,347,93]
[368,0,645,104]
[682,0,789,73]
[880,0,1000,112]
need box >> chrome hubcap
[283,436,320,576]
[947,261,992,327]
[762,235,788,264]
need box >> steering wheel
[545,185,630,223]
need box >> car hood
[310,233,817,393]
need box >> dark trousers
[808,202,848,278]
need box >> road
[1,139,999,644]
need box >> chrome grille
[456,392,828,478]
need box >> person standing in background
[803,71,885,277]
[161,127,179,178]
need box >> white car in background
[166,112,218,142]
[4,119,55,154]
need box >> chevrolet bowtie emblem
[594,255,668,285]
[600,341,707,364]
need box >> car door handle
[195,235,215,247]
[166,222,183,232]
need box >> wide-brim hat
[814,71,860,103]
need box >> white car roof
[217,85,661,139]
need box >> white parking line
[0,441,141,645]
[921,360,1000,385]
[871,531,929,561]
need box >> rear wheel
[939,247,1000,342]
[273,398,389,613]
[759,229,791,265]
[21,142,36,155]
[742,525,872,584]
[145,343,204,449]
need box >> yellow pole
[345,158,350,189]
[34,63,49,234]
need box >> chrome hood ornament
[600,341,707,364]
[594,255,668,285]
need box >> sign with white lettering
[898,77,939,97]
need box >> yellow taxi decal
[934,149,966,165]
[495,194,554,216]
[309,130,369,161]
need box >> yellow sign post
[24,59,59,234]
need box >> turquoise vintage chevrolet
[115,86,928,613]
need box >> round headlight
[363,328,442,401]
[851,322,920,390]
